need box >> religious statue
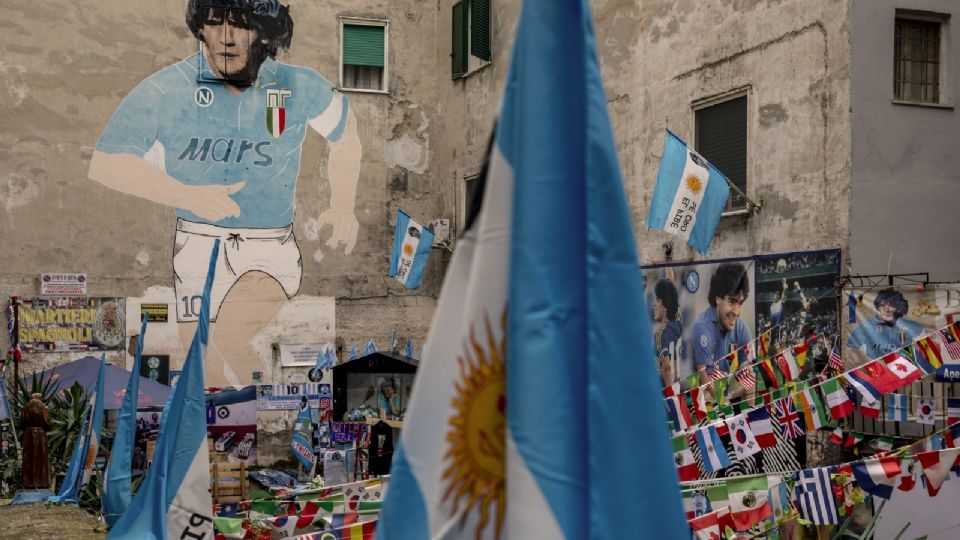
[21,393,51,489]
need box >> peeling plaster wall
[850,0,960,282]
[0,1,444,463]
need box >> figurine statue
[21,393,51,489]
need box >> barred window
[894,18,941,103]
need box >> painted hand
[186,181,244,222]
[316,207,358,255]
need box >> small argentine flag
[647,130,731,256]
[388,209,435,289]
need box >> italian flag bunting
[727,476,773,531]
[821,378,854,419]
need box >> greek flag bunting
[388,210,434,290]
[795,467,839,525]
[647,130,731,256]
[377,0,688,537]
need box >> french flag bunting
[746,406,777,448]
[851,456,901,500]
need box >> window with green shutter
[470,0,490,61]
[451,1,468,78]
[341,21,387,91]
[695,95,748,212]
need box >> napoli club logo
[265,89,292,138]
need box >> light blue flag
[647,130,731,256]
[388,209,434,289]
[886,393,909,421]
[378,0,687,537]
[107,240,219,539]
[290,405,316,471]
[49,353,106,504]
[349,343,358,361]
[362,339,377,356]
[314,345,335,371]
[404,337,414,359]
[103,315,147,526]
[0,374,11,421]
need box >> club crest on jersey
[265,89,292,138]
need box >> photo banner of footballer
[842,284,960,381]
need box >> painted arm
[313,107,361,254]
[88,151,243,222]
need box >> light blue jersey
[96,53,348,228]
[691,306,752,374]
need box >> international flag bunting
[844,432,864,449]
[940,323,960,361]
[666,395,695,432]
[746,407,777,448]
[947,398,960,424]
[688,511,721,540]
[946,422,960,449]
[828,346,844,372]
[726,476,773,531]
[796,467,840,525]
[388,209,435,290]
[673,435,700,481]
[851,456,901,500]
[915,398,937,425]
[291,404,317,471]
[663,382,679,398]
[759,332,771,360]
[898,459,918,492]
[916,448,960,496]
[694,424,732,473]
[212,517,245,539]
[361,339,377,356]
[681,489,709,520]
[882,353,923,388]
[726,414,761,460]
[915,336,944,371]
[860,398,881,419]
[690,387,709,422]
[647,130,731,256]
[735,368,756,390]
[794,342,809,368]
[296,521,378,540]
[380,2,691,536]
[758,360,780,389]
[775,351,800,382]
[844,360,901,403]
[822,378,855,419]
[795,388,831,431]
[875,436,894,452]
[768,477,793,524]
[728,348,740,372]
[710,366,728,382]
[828,428,845,446]
[886,394,909,422]
[772,396,804,440]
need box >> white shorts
[173,219,302,322]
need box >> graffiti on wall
[87,1,361,386]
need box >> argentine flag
[107,240,219,539]
[376,0,688,537]
[647,130,731,256]
[388,209,434,289]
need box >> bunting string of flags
[680,418,960,536]
[664,321,960,443]
[667,321,960,492]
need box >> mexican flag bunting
[916,448,960,495]
[673,435,700,482]
[688,510,720,540]
[844,432,864,449]
[795,387,831,430]
[726,414,761,460]
[821,378,854,419]
[727,476,773,531]
[828,427,845,446]
[875,436,894,452]
[746,406,777,448]
[898,458,918,492]
[882,352,923,388]
[706,483,729,513]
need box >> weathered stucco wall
[850,0,960,282]
[0,0,443,382]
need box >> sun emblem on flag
[403,243,415,256]
[685,174,703,194]
[442,311,507,540]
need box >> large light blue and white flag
[103,315,147,526]
[107,240,219,539]
[647,130,731,256]
[388,209,434,290]
[49,353,106,504]
[377,0,688,537]
[290,403,316,472]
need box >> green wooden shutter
[470,0,490,61]
[452,1,468,78]
[695,96,748,209]
[343,24,384,67]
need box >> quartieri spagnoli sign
[16,297,125,352]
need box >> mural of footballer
[88,0,361,386]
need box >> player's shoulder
[273,60,335,89]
